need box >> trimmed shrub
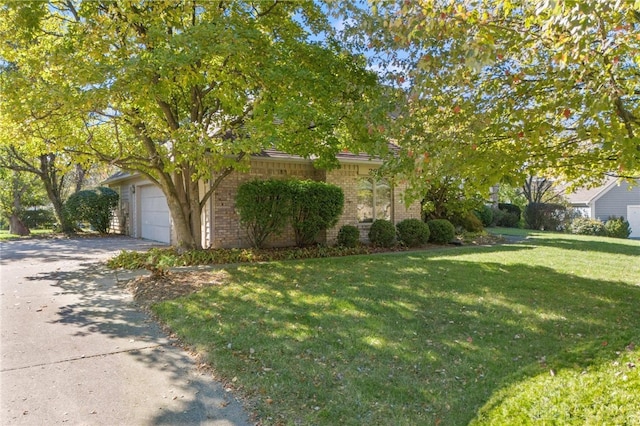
[64,187,119,233]
[427,219,455,244]
[524,202,566,231]
[570,218,606,236]
[473,205,494,227]
[396,218,430,247]
[290,180,344,247]
[604,216,631,239]
[236,179,292,248]
[368,219,396,247]
[337,224,360,248]
[459,212,484,232]
[492,208,520,228]
[498,203,522,221]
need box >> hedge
[236,179,344,248]
[290,180,344,247]
[235,179,292,248]
[64,187,119,233]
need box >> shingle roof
[563,176,620,205]
[103,145,398,183]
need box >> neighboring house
[104,149,422,247]
[563,177,640,238]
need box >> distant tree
[0,169,46,235]
[521,176,564,205]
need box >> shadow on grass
[153,250,640,425]
[486,228,640,257]
[521,234,640,257]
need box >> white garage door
[628,206,640,239]
[139,185,171,244]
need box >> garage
[138,185,171,244]
[628,206,640,239]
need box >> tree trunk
[159,173,200,251]
[41,175,75,233]
[74,164,86,193]
[9,214,30,236]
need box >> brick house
[104,149,422,247]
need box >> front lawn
[0,229,54,240]
[150,233,640,425]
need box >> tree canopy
[336,0,640,200]
[0,1,392,249]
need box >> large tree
[335,0,640,200]
[0,63,92,233]
[0,1,391,250]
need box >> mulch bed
[122,270,231,307]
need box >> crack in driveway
[0,344,167,373]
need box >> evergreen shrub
[498,203,521,219]
[236,179,292,248]
[64,187,118,233]
[290,180,344,247]
[473,205,494,227]
[569,218,606,236]
[459,212,484,232]
[604,216,631,239]
[524,203,566,231]
[396,218,430,247]
[427,219,455,244]
[368,219,396,247]
[492,208,520,227]
[337,224,360,247]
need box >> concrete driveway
[0,236,251,425]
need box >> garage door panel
[139,185,171,244]
[629,206,640,239]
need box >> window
[358,178,392,223]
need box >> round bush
[64,187,119,233]
[368,219,396,247]
[473,205,494,227]
[498,203,522,221]
[427,219,455,244]
[459,212,484,232]
[604,216,631,239]
[492,208,520,227]
[337,224,360,247]
[570,218,606,236]
[396,218,430,247]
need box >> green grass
[0,229,54,240]
[152,233,640,425]
[487,226,540,238]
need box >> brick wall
[208,160,422,248]
[393,181,423,223]
[210,159,319,248]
